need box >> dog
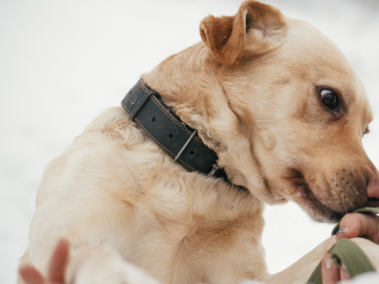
[18,1,379,283]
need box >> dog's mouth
[284,169,344,223]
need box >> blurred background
[1,0,378,283]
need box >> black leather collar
[121,80,229,182]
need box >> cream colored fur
[19,1,379,284]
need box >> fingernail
[342,263,346,270]
[337,226,349,234]
[325,255,333,269]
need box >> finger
[340,264,350,281]
[321,254,340,284]
[47,239,70,283]
[336,213,379,243]
[19,265,45,284]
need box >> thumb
[336,213,379,244]
[47,239,70,283]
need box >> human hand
[19,239,69,284]
[321,213,379,283]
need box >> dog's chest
[123,197,267,284]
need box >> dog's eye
[320,90,339,109]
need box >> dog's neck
[142,42,284,205]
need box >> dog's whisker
[349,183,365,199]
[339,192,348,214]
[345,195,356,210]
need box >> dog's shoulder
[84,107,147,145]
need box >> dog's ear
[199,0,287,67]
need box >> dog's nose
[367,171,379,206]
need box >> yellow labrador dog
[18,1,379,283]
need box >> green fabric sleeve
[307,207,378,284]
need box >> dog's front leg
[66,243,161,284]
[21,240,161,284]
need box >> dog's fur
[19,1,379,283]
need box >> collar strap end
[122,80,158,120]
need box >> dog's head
[195,0,379,222]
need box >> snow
[1,0,378,283]
[339,272,379,284]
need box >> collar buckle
[174,130,197,162]
[207,164,220,178]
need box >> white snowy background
[1,0,379,283]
